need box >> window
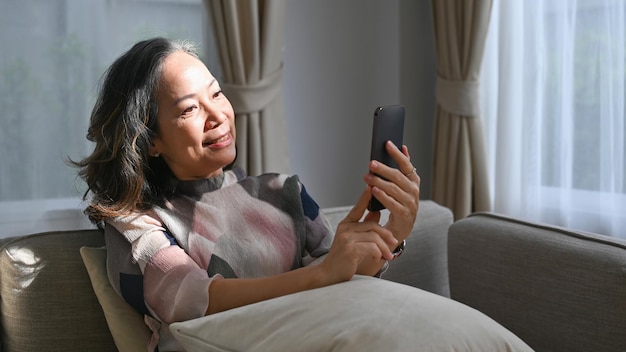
[0,0,217,237]
[481,0,626,237]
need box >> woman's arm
[207,264,323,314]
[207,143,420,315]
[206,187,398,315]
[207,234,393,315]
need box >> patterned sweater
[104,167,334,350]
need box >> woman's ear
[148,143,160,158]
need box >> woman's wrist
[307,261,339,288]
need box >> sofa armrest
[448,212,626,352]
[322,200,453,297]
[0,229,116,352]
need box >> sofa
[2,199,617,351]
[448,212,626,352]
[0,200,455,351]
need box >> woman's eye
[213,90,224,99]
[182,105,197,116]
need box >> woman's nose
[204,105,227,129]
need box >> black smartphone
[368,105,405,212]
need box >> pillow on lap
[170,275,533,352]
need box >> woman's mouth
[204,133,232,148]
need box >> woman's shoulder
[106,209,164,238]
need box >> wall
[283,0,437,208]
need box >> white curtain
[481,0,626,237]
[0,0,211,237]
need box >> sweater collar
[172,166,246,198]
[174,173,225,197]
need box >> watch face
[391,239,405,259]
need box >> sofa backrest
[448,212,626,352]
[322,200,453,297]
[0,229,117,352]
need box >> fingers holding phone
[368,105,405,211]
[384,141,421,187]
[367,154,419,213]
[365,104,420,240]
[367,105,419,207]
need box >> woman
[73,37,420,350]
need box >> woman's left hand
[363,141,420,241]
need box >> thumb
[342,186,373,223]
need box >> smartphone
[368,105,405,212]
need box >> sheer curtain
[0,0,216,238]
[481,0,626,237]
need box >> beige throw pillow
[170,275,534,352]
[80,246,151,352]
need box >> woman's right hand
[316,187,398,284]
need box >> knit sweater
[104,167,334,350]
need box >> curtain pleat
[431,0,493,220]
[204,0,289,176]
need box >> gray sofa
[448,212,626,352]
[1,200,623,351]
[0,200,453,352]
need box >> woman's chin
[217,148,237,169]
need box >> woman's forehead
[159,52,215,100]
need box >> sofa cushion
[0,230,116,352]
[80,246,152,352]
[322,200,453,297]
[169,275,533,352]
[448,212,626,352]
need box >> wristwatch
[391,239,406,260]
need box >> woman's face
[151,51,236,180]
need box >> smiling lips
[204,133,232,148]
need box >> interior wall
[400,0,437,204]
[284,0,436,209]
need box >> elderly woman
[72,37,420,350]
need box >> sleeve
[107,213,220,324]
[143,245,219,323]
